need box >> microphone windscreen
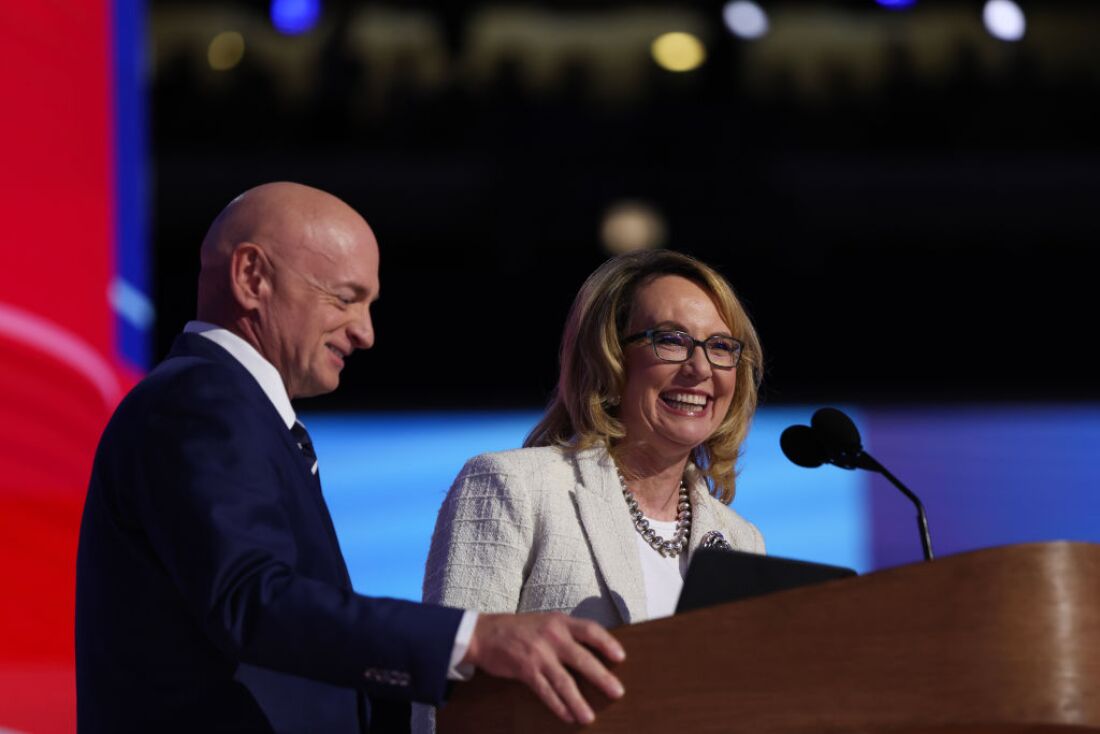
[780,425,827,468]
[811,407,863,452]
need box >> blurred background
[152,0,1100,406]
[2,0,1099,730]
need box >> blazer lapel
[573,447,647,625]
[686,468,723,557]
[685,467,756,555]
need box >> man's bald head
[196,182,381,398]
[198,183,373,311]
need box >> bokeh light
[270,0,322,36]
[207,31,245,71]
[600,201,668,254]
[983,0,1026,41]
[723,1,770,40]
[651,31,706,73]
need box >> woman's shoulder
[449,446,587,511]
[457,444,575,478]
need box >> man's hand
[462,612,626,725]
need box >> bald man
[76,183,623,733]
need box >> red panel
[0,2,114,343]
[0,665,76,733]
[0,1,129,730]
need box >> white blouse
[634,517,690,619]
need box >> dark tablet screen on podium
[676,549,857,614]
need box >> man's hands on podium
[462,612,626,725]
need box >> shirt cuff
[446,610,479,681]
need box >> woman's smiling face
[619,275,737,459]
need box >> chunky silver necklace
[617,470,691,557]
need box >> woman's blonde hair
[525,250,763,503]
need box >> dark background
[150,0,1100,410]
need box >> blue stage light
[270,0,321,35]
[875,0,917,9]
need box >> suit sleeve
[119,364,462,704]
[421,453,534,614]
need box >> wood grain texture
[438,542,1100,734]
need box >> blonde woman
[415,250,765,731]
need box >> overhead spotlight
[722,1,769,40]
[600,201,668,255]
[270,0,322,35]
[983,0,1026,41]
[207,31,245,71]
[651,32,706,73]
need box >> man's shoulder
[88,340,284,496]
[126,351,244,406]
[107,341,270,439]
[148,335,245,382]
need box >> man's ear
[228,242,270,311]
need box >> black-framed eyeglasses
[622,329,743,369]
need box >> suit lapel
[276,422,353,588]
[573,448,647,625]
[170,333,353,587]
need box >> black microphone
[778,425,827,468]
[780,407,935,562]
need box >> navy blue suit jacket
[76,333,463,733]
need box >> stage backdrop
[306,406,1100,603]
[0,0,146,731]
[2,2,1099,732]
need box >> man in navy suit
[76,182,624,732]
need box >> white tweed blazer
[422,444,765,627]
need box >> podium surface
[438,542,1100,733]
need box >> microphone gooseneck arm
[785,407,936,564]
[857,451,934,562]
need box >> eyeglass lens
[652,331,740,367]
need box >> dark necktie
[290,420,319,476]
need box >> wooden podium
[438,542,1100,733]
